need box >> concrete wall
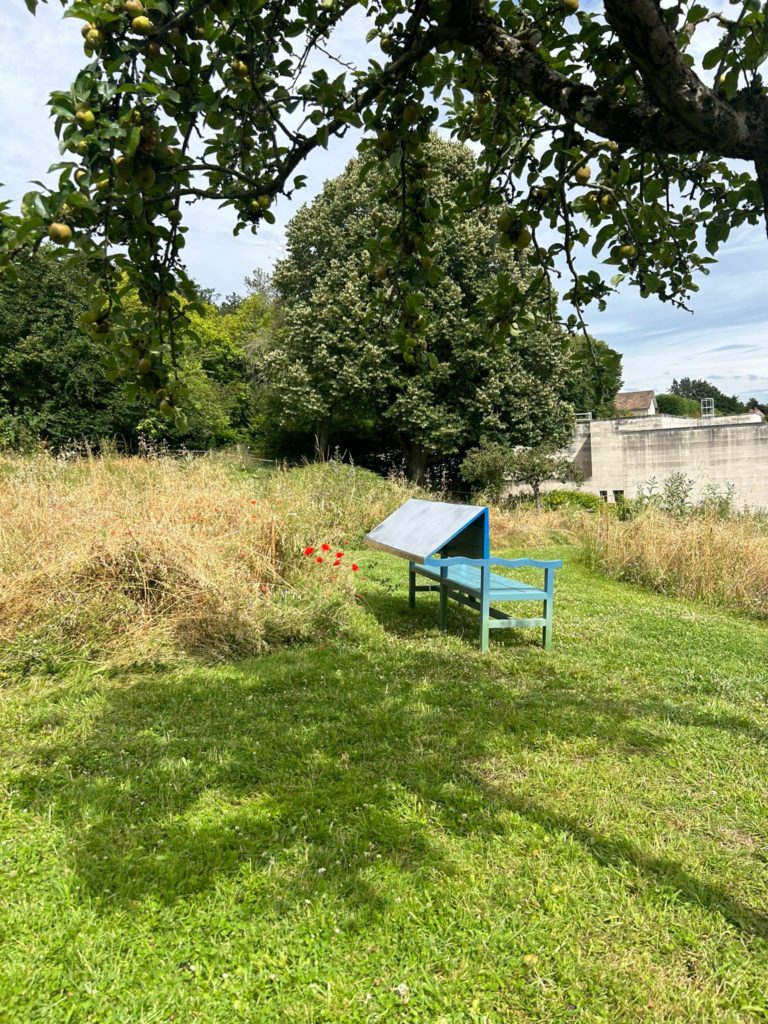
[561,413,768,507]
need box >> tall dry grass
[580,508,768,617]
[0,454,411,666]
[490,506,578,549]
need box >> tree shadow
[472,790,768,939]
[12,639,768,939]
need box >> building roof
[614,390,657,412]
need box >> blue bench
[364,498,562,652]
[409,555,562,652]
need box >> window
[613,490,624,503]
[599,490,608,502]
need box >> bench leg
[480,564,490,653]
[542,599,553,651]
[408,563,416,608]
[542,567,554,651]
[438,567,448,630]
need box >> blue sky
[2,2,767,402]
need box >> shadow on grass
[362,590,539,649]
[13,634,768,940]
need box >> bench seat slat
[414,563,547,602]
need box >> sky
[1,1,767,403]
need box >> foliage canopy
[670,376,747,415]
[461,439,582,506]
[3,0,767,416]
[0,250,266,450]
[264,136,578,480]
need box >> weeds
[0,453,410,667]
[4,452,767,673]
[580,508,768,617]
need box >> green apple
[48,222,73,245]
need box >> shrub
[461,442,582,508]
[618,474,738,521]
[542,489,605,513]
[656,394,700,417]
[459,442,511,503]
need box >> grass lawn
[1,545,767,1023]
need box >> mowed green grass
[1,547,767,1023]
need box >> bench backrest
[364,498,489,564]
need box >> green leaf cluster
[260,137,579,480]
[5,0,768,403]
[0,250,266,451]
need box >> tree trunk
[404,443,430,485]
[533,482,542,511]
[314,422,330,462]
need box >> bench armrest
[489,556,563,570]
[423,555,562,570]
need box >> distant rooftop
[614,390,656,412]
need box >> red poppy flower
[332,560,341,567]
[351,564,359,572]
[321,543,331,551]
[335,552,344,558]
[250,499,257,504]
[316,556,324,564]
[303,546,314,556]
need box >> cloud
[702,344,761,354]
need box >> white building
[567,409,768,506]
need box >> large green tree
[263,136,575,481]
[0,249,265,449]
[0,252,135,448]
[2,1,767,416]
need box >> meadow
[1,454,766,1023]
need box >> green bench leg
[542,601,553,650]
[408,563,416,608]
[480,563,490,653]
[542,567,554,650]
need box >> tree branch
[603,0,763,154]
[460,1,768,161]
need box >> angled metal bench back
[363,497,489,563]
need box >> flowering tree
[2,1,767,419]
[461,441,583,508]
[263,136,576,481]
